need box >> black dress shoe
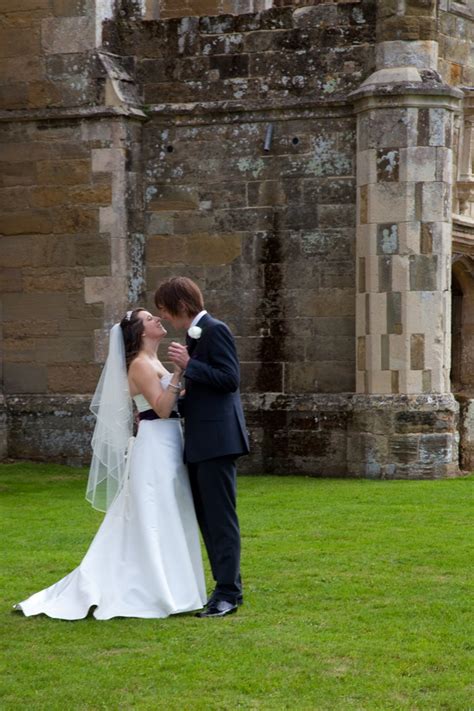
[206,592,243,607]
[196,600,238,618]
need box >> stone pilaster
[347,2,463,478]
[353,79,461,397]
[84,116,146,362]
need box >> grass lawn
[0,462,472,710]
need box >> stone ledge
[0,105,148,124]
[6,394,94,467]
[242,392,353,411]
[350,80,463,113]
[0,97,355,126]
[347,393,460,479]
[3,392,465,477]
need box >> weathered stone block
[456,396,474,472]
[395,410,454,434]
[410,333,425,370]
[376,148,399,181]
[386,291,402,334]
[0,55,42,83]
[293,4,338,28]
[47,363,101,393]
[41,17,94,54]
[3,363,48,393]
[409,254,438,291]
[3,320,59,338]
[31,183,112,208]
[418,434,455,464]
[366,182,416,224]
[0,267,22,292]
[0,28,40,58]
[366,108,418,150]
[0,83,28,109]
[286,361,355,394]
[6,394,94,465]
[147,234,186,263]
[2,292,70,320]
[186,234,243,265]
[421,182,449,222]
[300,288,355,318]
[22,267,83,293]
[37,159,91,186]
[148,185,199,211]
[377,224,398,255]
[0,161,37,187]
[52,207,98,234]
[0,210,53,235]
[75,234,110,268]
[378,256,392,292]
[52,0,88,16]
[389,434,420,463]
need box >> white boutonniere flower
[188,326,202,340]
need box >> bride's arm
[128,360,182,419]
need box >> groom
[155,277,250,618]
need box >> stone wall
[0,117,146,396]
[1,0,473,475]
[103,1,376,474]
[106,2,376,400]
[0,0,99,112]
[1,119,105,396]
[439,0,474,87]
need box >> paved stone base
[456,394,474,472]
[347,394,460,479]
[6,395,95,467]
[3,393,467,478]
[241,393,352,476]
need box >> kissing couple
[15,277,250,620]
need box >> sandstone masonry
[0,0,473,476]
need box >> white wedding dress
[15,376,206,620]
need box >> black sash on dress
[138,410,180,421]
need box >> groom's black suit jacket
[180,313,250,464]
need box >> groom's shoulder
[202,314,234,337]
[203,313,229,330]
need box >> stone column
[347,0,463,478]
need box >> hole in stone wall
[292,137,299,145]
[167,145,174,153]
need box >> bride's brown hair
[120,309,146,370]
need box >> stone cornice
[0,105,147,123]
[0,98,355,125]
[350,82,463,113]
[147,98,354,124]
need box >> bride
[15,309,206,620]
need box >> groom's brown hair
[155,276,204,316]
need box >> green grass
[0,462,472,710]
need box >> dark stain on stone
[256,207,288,472]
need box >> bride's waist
[138,409,180,421]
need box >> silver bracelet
[168,382,181,392]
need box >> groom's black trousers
[187,455,242,604]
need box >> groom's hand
[168,342,190,370]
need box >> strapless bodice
[133,394,153,413]
[132,373,173,413]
